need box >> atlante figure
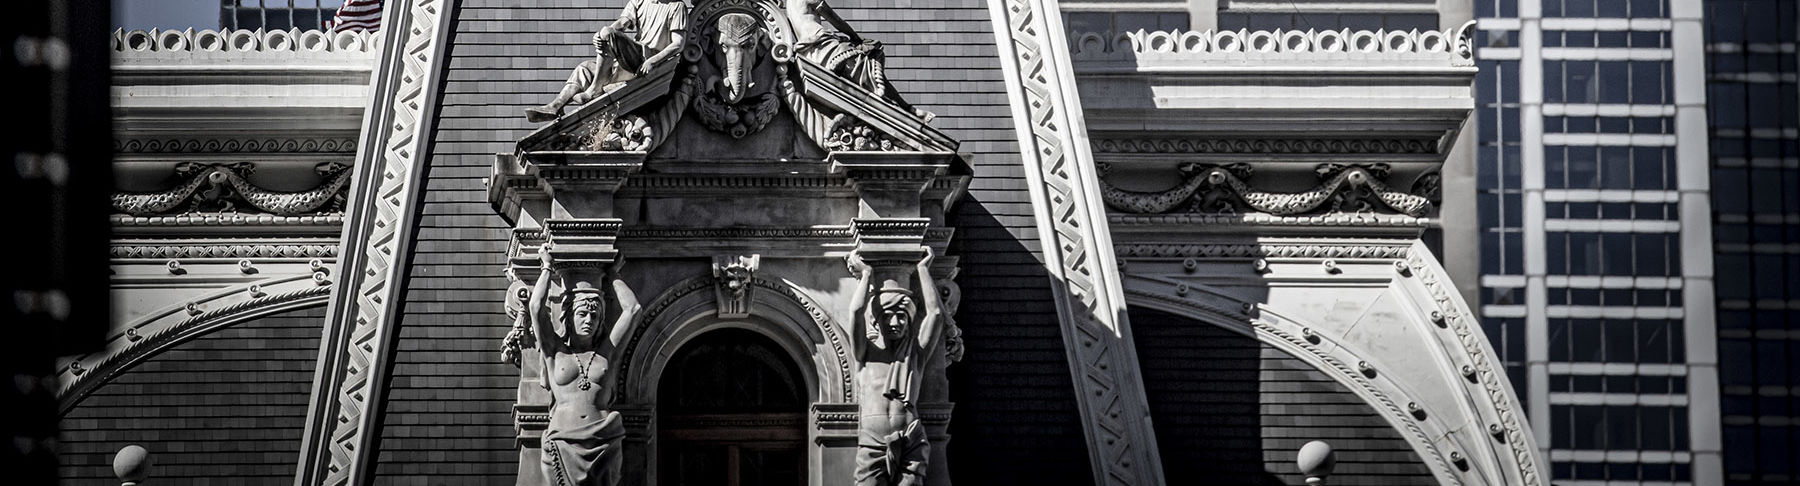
[526,0,689,122]
[528,249,642,486]
[847,256,945,486]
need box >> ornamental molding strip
[1091,137,1439,155]
[112,28,383,57]
[115,137,359,154]
[1067,22,1475,65]
[1113,242,1411,260]
[293,0,454,484]
[111,241,339,260]
[986,0,1167,483]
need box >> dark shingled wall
[1130,308,1436,486]
[379,0,1091,483]
[58,305,325,485]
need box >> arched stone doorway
[657,328,808,486]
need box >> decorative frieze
[112,242,338,260]
[115,137,358,154]
[112,162,351,216]
[1092,137,1438,155]
[1068,22,1476,64]
[112,27,382,55]
[1097,162,1435,217]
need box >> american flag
[327,0,382,32]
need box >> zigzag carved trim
[987,0,1166,483]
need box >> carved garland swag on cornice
[112,162,352,216]
[1097,162,1440,217]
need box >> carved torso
[546,346,615,432]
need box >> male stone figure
[528,248,642,486]
[784,0,929,120]
[526,0,689,122]
[847,255,945,486]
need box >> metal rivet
[237,259,256,274]
[1182,258,1198,272]
[1175,284,1189,296]
[1461,365,1477,381]
[166,260,185,275]
[1323,259,1341,274]
[1252,258,1270,273]
[1358,361,1375,377]
[185,302,203,316]
[1394,260,1412,276]
[125,328,142,342]
[248,284,266,298]
[1430,310,1446,327]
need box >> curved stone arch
[616,275,853,405]
[55,272,333,414]
[1120,274,1477,486]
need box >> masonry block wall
[58,306,326,484]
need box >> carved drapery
[1096,163,1437,217]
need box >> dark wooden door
[657,329,808,486]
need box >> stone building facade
[59,0,1547,485]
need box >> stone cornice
[1069,22,1476,67]
[1092,136,1439,155]
[112,28,381,62]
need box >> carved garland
[617,275,854,403]
[1123,287,1461,485]
[1097,163,1434,217]
[112,162,352,216]
[1406,247,1542,485]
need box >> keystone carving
[711,254,760,319]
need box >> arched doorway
[657,328,808,486]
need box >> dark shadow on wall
[944,191,1096,485]
[1129,307,1437,486]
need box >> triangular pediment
[512,0,958,160]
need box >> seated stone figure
[527,0,689,123]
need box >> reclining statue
[785,0,931,121]
[527,0,690,122]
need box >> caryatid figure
[528,249,642,486]
[847,255,945,486]
[526,0,690,122]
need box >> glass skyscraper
[1476,0,1794,484]
[1704,1,1798,483]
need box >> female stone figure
[847,255,944,486]
[529,249,641,486]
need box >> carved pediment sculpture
[515,0,958,156]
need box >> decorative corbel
[712,255,760,319]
